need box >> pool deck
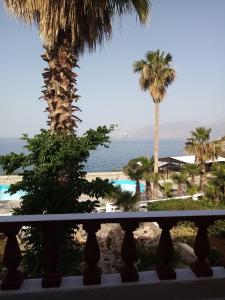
[0,172,129,215]
[0,172,128,186]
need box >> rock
[175,242,196,264]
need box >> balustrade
[1,225,23,290]
[42,223,62,288]
[120,221,139,282]
[191,221,213,277]
[0,210,224,291]
[83,222,101,285]
[155,221,176,280]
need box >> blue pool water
[0,185,25,201]
[112,179,145,193]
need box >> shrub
[147,198,225,211]
[0,127,115,277]
[148,198,225,241]
[208,221,225,239]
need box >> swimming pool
[0,185,25,201]
[112,179,145,193]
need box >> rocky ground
[76,222,196,274]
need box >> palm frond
[4,0,151,51]
[133,49,176,103]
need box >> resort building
[159,155,225,175]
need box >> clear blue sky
[0,0,225,137]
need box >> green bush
[148,198,225,240]
[137,245,182,271]
[0,128,115,278]
[147,198,225,211]
[208,221,225,239]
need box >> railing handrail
[0,209,225,226]
[1,209,225,290]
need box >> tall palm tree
[133,50,175,196]
[185,127,220,190]
[4,0,151,133]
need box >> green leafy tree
[0,127,114,277]
[133,50,176,197]
[5,0,151,133]
[185,127,220,190]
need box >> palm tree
[181,164,200,186]
[133,50,176,196]
[185,127,220,190]
[123,158,144,197]
[136,156,154,199]
[159,181,173,198]
[4,0,151,133]
[205,163,225,203]
[115,190,139,211]
[172,172,188,197]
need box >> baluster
[191,222,213,277]
[155,221,176,280]
[42,223,62,288]
[1,225,24,290]
[120,221,139,282]
[83,222,101,285]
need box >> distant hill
[210,119,225,139]
[112,119,225,141]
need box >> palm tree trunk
[191,175,195,185]
[199,164,206,191]
[136,179,140,197]
[41,34,81,134]
[153,102,159,198]
[178,183,182,197]
[145,181,152,200]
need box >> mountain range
[112,119,225,141]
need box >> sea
[0,138,185,173]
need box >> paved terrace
[0,172,128,186]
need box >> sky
[0,0,225,138]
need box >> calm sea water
[0,138,185,172]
